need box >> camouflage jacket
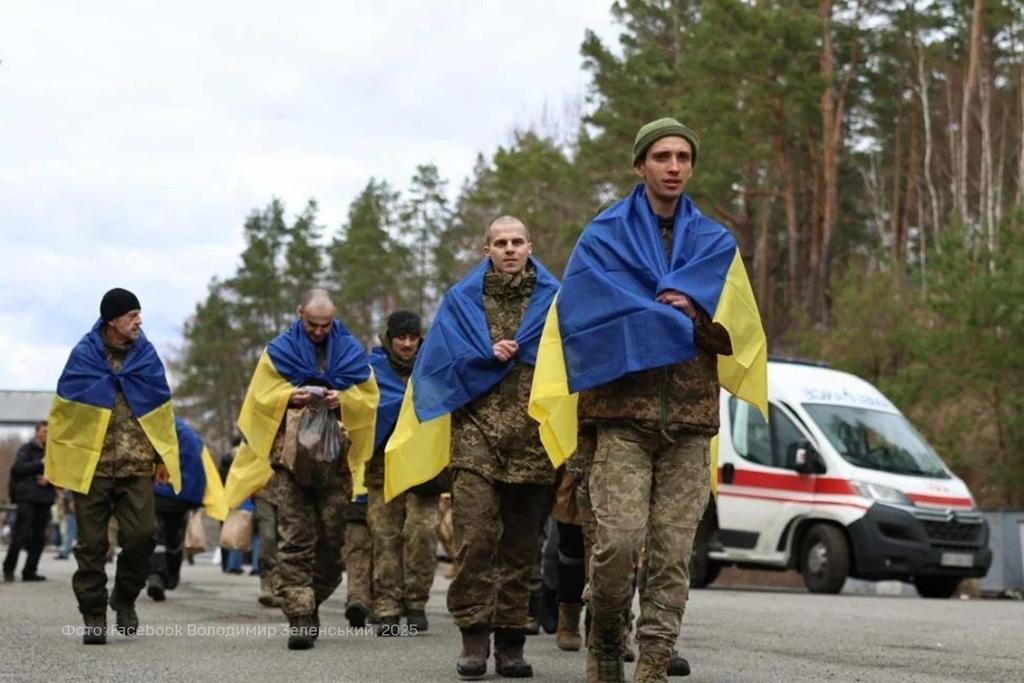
[450,266,554,485]
[94,339,161,479]
[363,346,412,489]
[579,217,734,436]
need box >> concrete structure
[982,511,1024,594]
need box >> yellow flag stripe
[200,446,229,521]
[528,295,578,467]
[138,401,182,494]
[383,380,450,502]
[714,250,769,419]
[43,396,111,494]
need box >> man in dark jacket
[3,421,55,581]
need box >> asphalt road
[0,553,1020,682]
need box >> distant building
[1,390,53,504]
[0,390,54,441]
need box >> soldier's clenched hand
[325,389,341,409]
[656,289,698,319]
[290,388,312,407]
[493,339,519,362]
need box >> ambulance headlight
[851,481,912,506]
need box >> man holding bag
[224,288,379,650]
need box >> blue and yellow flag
[44,320,181,494]
[384,258,559,501]
[154,419,228,521]
[224,320,379,508]
[530,185,768,466]
[369,347,408,451]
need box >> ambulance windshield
[803,404,949,478]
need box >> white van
[691,358,992,598]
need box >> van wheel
[800,524,849,594]
[689,514,721,588]
[914,576,961,599]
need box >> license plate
[941,552,973,568]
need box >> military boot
[634,643,672,683]
[586,621,624,683]
[147,574,166,602]
[456,626,490,679]
[109,594,139,636]
[375,614,401,637]
[82,613,107,645]
[667,649,690,677]
[287,615,316,650]
[405,608,429,632]
[494,628,533,678]
[524,590,542,635]
[556,602,582,651]
[345,601,369,627]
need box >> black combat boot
[405,608,428,632]
[147,574,166,602]
[345,601,369,627]
[667,649,690,677]
[375,614,401,637]
[287,614,316,650]
[494,628,533,678]
[109,594,139,636]
[82,613,107,645]
[456,626,490,679]
[524,591,542,635]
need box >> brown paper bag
[220,508,253,552]
[184,509,207,553]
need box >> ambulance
[691,358,993,598]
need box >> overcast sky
[0,1,618,390]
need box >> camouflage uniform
[581,217,732,681]
[253,487,279,600]
[447,267,555,631]
[364,348,440,620]
[366,488,439,618]
[73,339,161,616]
[343,498,373,613]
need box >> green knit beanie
[632,117,700,166]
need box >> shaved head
[485,215,530,243]
[298,287,336,343]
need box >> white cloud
[0,0,619,388]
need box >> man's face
[484,222,532,275]
[109,310,143,342]
[389,333,420,362]
[35,424,47,445]
[634,136,694,205]
[300,309,334,344]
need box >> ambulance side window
[771,406,808,470]
[729,398,773,466]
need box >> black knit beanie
[100,288,141,322]
[386,310,422,339]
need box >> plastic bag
[288,395,347,486]
[220,508,253,552]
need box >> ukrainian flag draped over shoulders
[369,347,407,451]
[384,257,559,501]
[155,419,228,521]
[44,320,181,494]
[225,319,379,508]
[530,185,768,465]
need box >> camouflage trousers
[447,468,553,630]
[272,466,350,618]
[366,486,439,618]
[253,497,278,594]
[588,425,710,652]
[344,501,373,610]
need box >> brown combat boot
[494,628,533,678]
[287,615,316,650]
[634,643,672,683]
[586,621,624,683]
[556,602,582,651]
[82,613,107,645]
[456,626,490,679]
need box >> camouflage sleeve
[693,309,733,356]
